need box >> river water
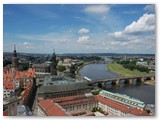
[79,63,155,104]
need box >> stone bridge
[87,75,155,88]
[92,61,112,64]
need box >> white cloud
[110,41,121,45]
[84,5,110,14]
[23,42,30,45]
[124,14,155,33]
[144,5,155,12]
[110,31,123,38]
[77,36,90,43]
[101,16,107,20]
[78,28,90,34]
[105,13,156,54]
[109,13,155,38]
[17,33,73,43]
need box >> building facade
[38,82,92,99]
[3,67,36,98]
[37,99,70,116]
[99,90,145,110]
[3,97,23,116]
[97,95,149,116]
[52,93,98,113]
[37,93,98,116]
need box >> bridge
[87,75,155,88]
[92,61,112,64]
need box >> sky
[3,4,156,54]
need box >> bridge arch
[88,75,155,88]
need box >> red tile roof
[38,99,69,116]
[21,81,33,101]
[51,94,98,106]
[86,113,95,116]
[3,68,35,90]
[3,111,8,116]
[71,111,86,116]
[96,95,149,116]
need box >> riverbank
[76,62,93,77]
[76,61,102,74]
[80,63,155,104]
[144,80,155,86]
[107,63,152,76]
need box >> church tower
[50,49,57,75]
[12,44,19,69]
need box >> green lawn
[108,63,152,77]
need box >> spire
[14,44,16,52]
[12,43,19,69]
[53,48,55,54]
[13,44,17,57]
[50,48,57,75]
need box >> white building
[99,90,145,110]
[3,97,23,116]
[3,79,20,99]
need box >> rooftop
[38,99,69,116]
[43,75,80,85]
[3,111,8,116]
[100,90,145,105]
[96,95,149,116]
[3,68,35,90]
[94,111,105,116]
[38,82,92,94]
[51,94,97,106]
[21,81,33,101]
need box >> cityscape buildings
[3,44,155,116]
[3,4,156,117]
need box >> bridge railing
[89,75,155,83]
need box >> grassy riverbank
[144,80,155,86]
[108,63,152,76]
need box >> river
[79,63,155,104]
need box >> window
[46,95,49,98]
[3,106,8,111]
[83,104,85,108]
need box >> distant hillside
[3,52,155,57]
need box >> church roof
[43,75,79,85]
[38,82,92,94]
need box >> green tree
[57,65,66,72]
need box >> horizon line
[3,51,155,55]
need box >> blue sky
[3,4,156,54]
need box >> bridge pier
[151,76,155,80]
[112,80,119,86]
[125,79,133,84]
[146,77,151,80]
[89,75,155,88]
[97,82,105,88]
[137,77,145,83]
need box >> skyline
[3,4,156,54]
